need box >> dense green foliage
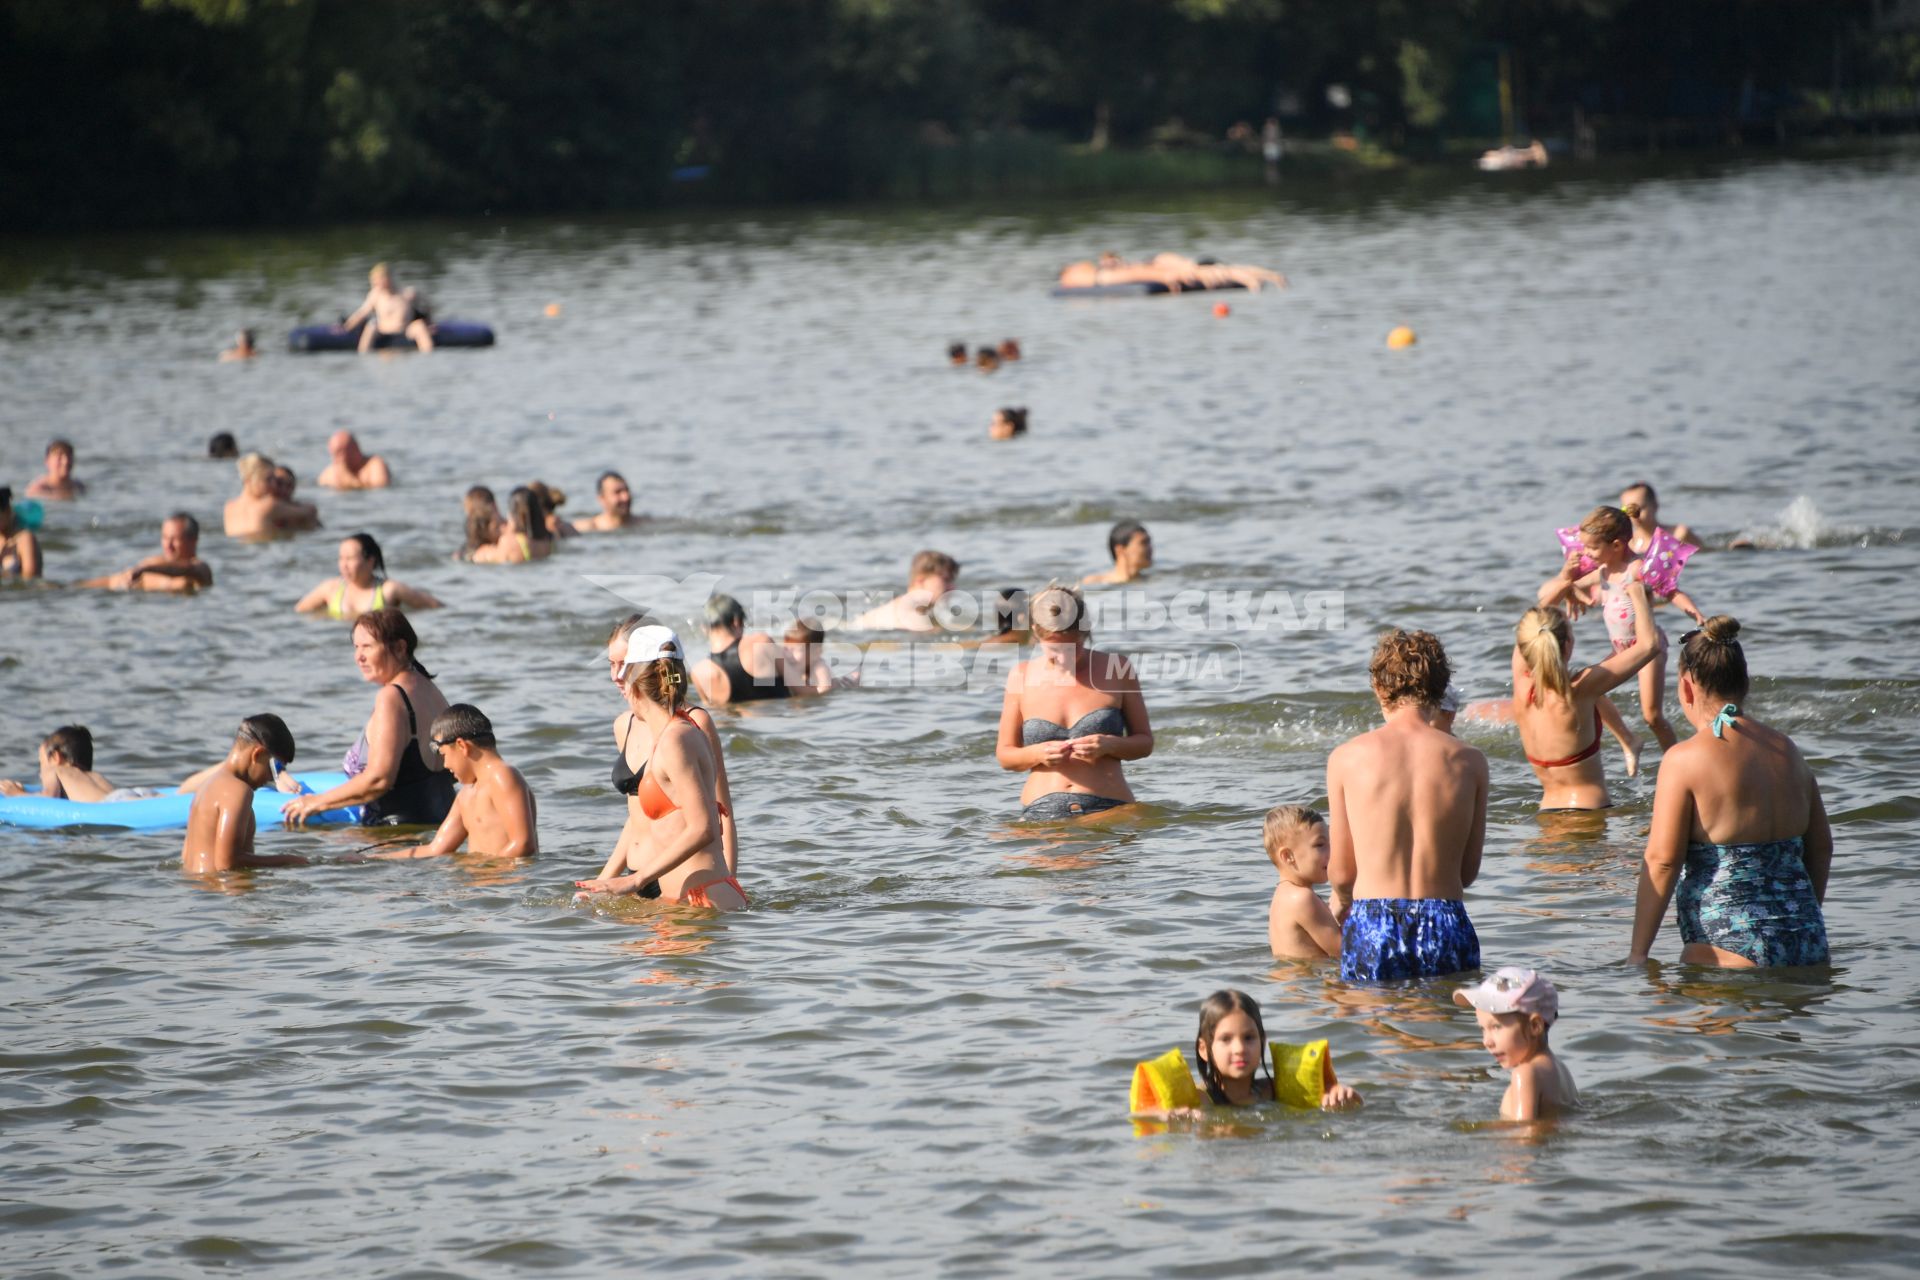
[1,0,1909,229]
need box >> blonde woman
[1513,576,1658,810]
[223,452,319,538]
[994,584,1153,818]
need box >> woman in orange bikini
[575,625,745,910]
[1512,576,1658,811]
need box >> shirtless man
[78,513,214,592]
[225,453,319,538]
[344,262,434,354]
[25,439,85,501]
[371,705,537,859]
[317,431,392,490]
[219,329,258,362]
[1057,252,1286,292]
[0,726,114,800]
[577,471,643,532]
[1083,519,1153,585]
[182,715,308,874]
[854,549,959,633]
[1327,629,1488,982]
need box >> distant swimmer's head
[948,342,968,366]
[235,713,296,786]
[41,724,94,771]
[369,262,393,287]
[908,549,960,598]
[235,329,256,351]
[976,347,1001,372]
[1107,519,1152,573]
[161,512,200,558]
[352,608,430,681]
[1578,504,1635,564]
[1514,607,1574,701]
[44,439,74,477]
[505,486,551,541]
[1030,583,1090,645]
[328,430,360,462]
[270,464,298,499]
[340,532,385,584]
[1679,615,1749,706]
[1194,989,1268,1103]
[988,406,1028,440]
[597,470,632,518]
[461,485,500,556]
[704,593,748,639]
[997,339,1021,361]
[529,480,566,511]
[604,612,668,685]
[429,704,494,783]
[1369,628,1450,712]
[617,625,690,712]
[207,431,238,459]
[1263,805,1329,886]
[236,452,274,496]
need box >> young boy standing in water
[182,715,307,874]
[1453,967,1579,1120]
[372,705,536,859]
[1265,805,1340,960]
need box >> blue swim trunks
[1341,898,1480,982]
[1678,837,1828,968]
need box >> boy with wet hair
[373,704,537,859]
[1265,805,1340,960]
[1084,519,1152,585]
[182,715,308,874]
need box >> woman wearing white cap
[576,621,744,909]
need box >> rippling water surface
[4,148,1919,1277]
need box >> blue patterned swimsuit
[1340,898,1480,982]
[1677,835,1828,967]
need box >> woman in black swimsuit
[994,585,1153,819]
[284,609,455,827]
[690,594,791,705]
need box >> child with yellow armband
[1130,989,1361,1118]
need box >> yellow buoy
[1387,325,1417,349]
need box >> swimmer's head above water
[1193,989,1271,1105]
[353,607,431,681]
[989,407,1028,440]
[340,532,386,586]
[1106,519,1152,575]
[1369,627,1450,713]
[207,432,238,459]
[1263,805,1328,887]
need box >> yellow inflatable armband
[1129,1047,1202,1114]
[1270,1038,1332,1109]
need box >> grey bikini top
[1021,706,1126,745]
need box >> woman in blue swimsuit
[994,585,1153,819]
[1628,615,1833,968]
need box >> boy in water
[1265,805,1341,960]
[1083,519,1153,585]
[1452,967,1579,1120]
[371,704,536,859]
[0,726,114,800]
[182,715,308,874]
[25,439,86,501]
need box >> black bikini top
[611,716,643,795]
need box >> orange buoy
[1387,325,1417,349]
[545,303,562,317]
[1213,302,1231,318]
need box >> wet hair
[1579,504,1638,545]
[1514,608,1573,700]
[461,486,500,556]
[164,511,200,541]
[45,438,74,460]
[430,703,495,750]
[1194,989,1274,1105]
[1262,805,1325,860]
[976,347,1001,370]
[705,594,747,632]
[236,713,295,764]
[506,486,553,543]
[947,342,967,362]
[623,654,691,712]
[208,432,238,459]
[353,608,433,679]
[346,532,386,577]
[1679,615,1749,703]
[597,470,627,495]
[1107,518,1148,559]
[42,725,93,770]
[237,329,256,347]
[990,587,1027,636]
[0,485,11,512]
[1369,628,1450,709]
[997,339,1021,360]
[1030,582,1089,640]
[909,549,959,583]
[992,406,1029,436]
[528,479,566,511]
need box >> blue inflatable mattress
[0,772,361,831]
[288,321,495,352]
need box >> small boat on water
[288,320,495,352]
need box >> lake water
[3,146,1918,1277]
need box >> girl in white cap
[1453,967,1579,1120]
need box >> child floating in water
[1265,806,1340,960]
[182,715,308,875]
[1132,990,1359,1116]
[1452,967,1578,1120]
[373,704,536,859]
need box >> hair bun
[1701,615,1741,643]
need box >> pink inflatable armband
[1638,526,1696,597]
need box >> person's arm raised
[1629,751,1694,961]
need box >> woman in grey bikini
[994,584,1153,819]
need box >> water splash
[1730,495,1902,550]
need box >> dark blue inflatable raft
[288,321,495,352]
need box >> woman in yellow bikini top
[294,533,442,621]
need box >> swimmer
[207,432,239,459]
[0,486,43,581]
[294,533,442,621]
[575,625,746,911]
[1057,252,1286,293]
[471,486,554,563]
[1629,617,1832,968]
[219,329,258,362]
[997,339,1022,362]
[369,704,537,860]
[527,481,577,537]
[692,594,791,704]
[1265,806,1340,961]
[1433,684,1462,735]
[1452,968,1578,1120]
[343,261,434,354]
[1187,990,1359,1111]
[453,486,501,560]
[995,583,1152,819]
[0,726,115,801]
[977,346,1001,372]
[947,342,968,366]
[988,406,1028,441]
[77,512,214,592]
[576,470,644,532]
[1082,518,1152,585]
[1328,629,1486,982]
[1540,503,1707,751]
[182,715,308,874]
[854,549,960,633]
[24,439,85,501]
[1512,580,1660,809]
[779,619,842,694]
[1620,480,1696,553]
[317,431,392,490]
[225,453,319,538]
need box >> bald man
[317,431,391,490]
